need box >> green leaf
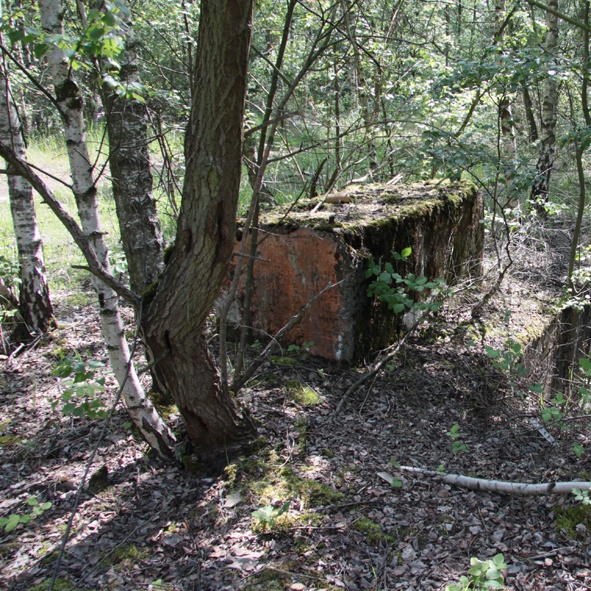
[7,29,25,45]
[33,42,49,59]
[5,514,21,532]
[401,247,412,258]
[103,12,117,27]
[88,24,105,40]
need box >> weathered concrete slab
[233,180,483,362]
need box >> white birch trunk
[0,52,54,338]
[38,0,176,458]
[391,466,591,496]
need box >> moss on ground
[554,503,591,538]
[353,516,396,545]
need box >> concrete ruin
[231,180,484,362]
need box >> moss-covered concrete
[231,180,483,361]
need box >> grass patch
[28,578,93,591]
[554,503,591,539]
[287,380,322,406]
[224,447,343,533]
[0,434,24,446]
[353,516,396,545]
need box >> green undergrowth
[0,434,23,446]
[223,445,343,533]
[243,564,342,591]
[28,578,94,591]
[554,503,591,539]
[353,516,396,546]
[287,380,322,406]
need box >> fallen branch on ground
[391,465,591,496]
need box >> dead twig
[231,280,343,392]
[332,325,417,418]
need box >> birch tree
[37,0,176,458]
[0,47,54,339]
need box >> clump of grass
[353,516,396,545]
[287,380,322,406]
[554,504,591,538]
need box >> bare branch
[231,280,343,392]
[0,141,141,307]
[397,465,591,496]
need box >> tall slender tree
[531,0,559,210]
[37,0,176,457]
[90,0,165,294]
[0,46,54,339]
[142,0,256,451]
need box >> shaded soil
[2,218,591,591]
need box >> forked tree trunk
[0,51,54,339]
[38,0,176,457]
[143,0,256,452]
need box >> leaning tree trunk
[143,0,256,452]
[0,49,54,339]
[38,0,176,457]
[531,0,559,211]
[99,4,164,294]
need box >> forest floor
[2,216,591,591]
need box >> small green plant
[365,247,449,316]
[541,392,566,423]
[446,554,507,590]
[485,340,527,377]
[52,355,108,419]
[287,341,314,353]
[572,486,591,505]
[0,496,52,532]
[447,423,469,453]
[252,500,291,530]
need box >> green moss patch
[554,504,591,538]
[0,435,23,446]
[287,380,322,406]
[353,516,396,546]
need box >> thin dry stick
[231,280,343,392]
[332,326,417,418]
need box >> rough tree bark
[0,48,54,339]
[38,0,176,457]
[531,0,559,209]
[98,2,165,294]
[143,0,256,452]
